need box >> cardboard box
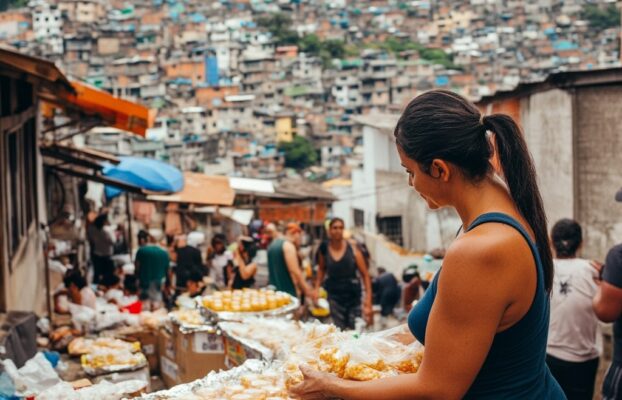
[157,327,176,362]
[223,334,263,369]
[159,355,180,388]
[117,328,159,374]
[173,326,226,383]
[70,379,92,390]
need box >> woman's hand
[289,365,339,400]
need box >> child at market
[119,274,142,313]
[185,270,207,298]
[102,274,123,303]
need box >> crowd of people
[55,206,440,337]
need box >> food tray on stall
[219,322,274,368]
[134,359,273,399]
[168,309,219,334]
[81,350,148,376]
[199,291,300,322]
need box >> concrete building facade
[478,68,622,259]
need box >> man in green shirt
[267,223,317,304]
[135,230,170,309]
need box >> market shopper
[185,269,207,298]
[207,234,233,289]
[174,235,204,290]
[402,264,422,313]
[64,270,97,310]
[267,223,317,304]
[290,90,565,399]
[87,213,115,284]
[135,232,170,310]
[315,218,373,330]
[546,219,600,400]
[593,243,622,400]
[372,267,401,327]
[225,236,258,290]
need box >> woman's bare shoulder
[442,223,534,286]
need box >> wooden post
[43,234,53,322]
[126,193,133,254]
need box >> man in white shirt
[207,234,233,289]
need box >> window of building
[353,208,364,228]
[377,216,403,246]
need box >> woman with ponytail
[290,90,565,399]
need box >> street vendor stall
[138,322,424,399]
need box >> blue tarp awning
[103,156,184,199]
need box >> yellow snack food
[202,289,292,313]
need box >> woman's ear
[431,159,451,182]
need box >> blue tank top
[408,213,565,399]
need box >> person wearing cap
[593,244,622,399]
[267,223,318,304]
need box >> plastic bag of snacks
[220,319,338,362]
[285,327,423,386]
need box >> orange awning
[147,173,235,206]
[40,80,155,137]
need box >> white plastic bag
[68,302,96,332]
[37,382,80,400]
[1,352,61,397]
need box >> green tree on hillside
[255,13,299,46]
[278,136,318,170]
[0,0,27,11]
[581,4,620,32]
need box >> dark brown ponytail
[395,90,553,293]
[483,114,553,292]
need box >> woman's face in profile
[397,146,442,210]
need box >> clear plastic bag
[285,325,424,385]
